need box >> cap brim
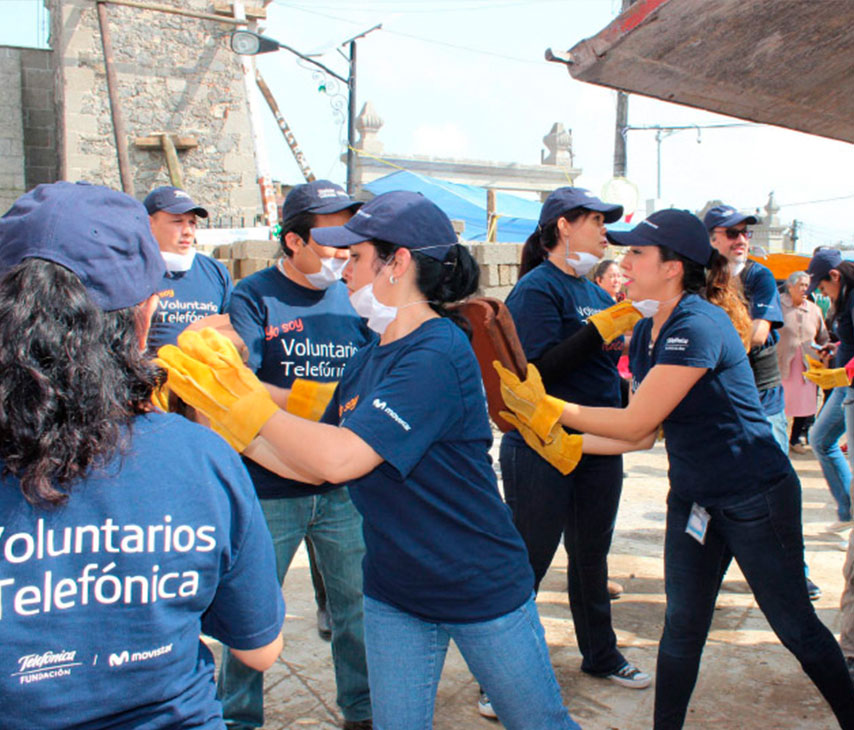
[714,212,758,229]
[159,202,209,218]
[311,223,371,248]
[606,228,655,247]
[586,202,623,224]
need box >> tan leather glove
[588,300,642,344]
[804,355,851,389]
[500,411,582,475]
[286,379,338,422]
[493,361,566,442]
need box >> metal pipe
[96,1,134,195]
[346,40,357,195]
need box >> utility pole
[347,39,358,195]
[612,0,635,178]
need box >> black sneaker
[606,662,651,689]
[806,578,822,601]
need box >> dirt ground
[207,440,849,729]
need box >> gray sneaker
[606,662,651,689]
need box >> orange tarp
[749,252,810,282]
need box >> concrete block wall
[51,0,260,221]
[20,49,58,190]
[0,47,26,212]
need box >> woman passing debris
[497,209,854,729]
[159,192,580,730]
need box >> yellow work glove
[155,328,279,452]
[804,355,851,389]
[151,383,170,412]
[500,411,582,476]
[588,300,642,344]
[493,361,566,442]
[286,379,338,422]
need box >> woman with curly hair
[497,209,854,729]
[0,182,284,729]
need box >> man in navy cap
[220,180,373,730]
[144,185,233,351]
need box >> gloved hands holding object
[804,355,851,389]
[493,361,566,442]
[500,410,582,475]
[587,300,642,344]
[156,328,279,452]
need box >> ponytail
[658,246,752,350]
[519,207,590,277]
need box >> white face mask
[305,255,348,289]
[350,283,397,335]
[161,249,196,273]
[632,293,683,319]
[565,250,600,277]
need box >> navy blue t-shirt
[227,266,373,499]
[323,318,533,623]
[148,253,233,352]
[504,260,623,406]
[0,412,284,729]
[741,261,785,415]
[833,290,854,374]
[629,294,793,506]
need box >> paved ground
[206,440,850,729]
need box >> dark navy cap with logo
[607,209,713,266]
[311,191,456,261]
[539,187,623,228]
[807,247,843,294]
[282,179,362,224]
[143,186,209,218]
[0,181,165,311]
[703,204,758,231]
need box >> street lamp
[230,26,381,195]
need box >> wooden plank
[134,135,198,150]
[213,2,266,20]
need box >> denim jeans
[500,436,626,676]
[810,387,853,521]
[766,408,789,455]
[217,488,371,727]
[363,594,579,730]
[654,474,854,729]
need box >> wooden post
[96,1,134,195]
[486,189,497,243]
[160,134,183,187]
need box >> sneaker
[316,607,332,642]
[790,443,808,454]
[608,580,623,600]
[806,578,822,601]
[606,662,651,689]
[477,689,498,720]
[825,520,854,534]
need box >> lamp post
[230,25,381,195]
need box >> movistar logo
[372,398,411,431]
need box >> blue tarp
[363,170,632,242]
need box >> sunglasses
[717,227,752,241]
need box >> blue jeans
[810,387,853,521]
[500,436,626,675]
[766,408,789,455]
[363,594,579,730]
[217,489,371,727]
[654,474,854,729]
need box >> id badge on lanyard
[685,502,710,545]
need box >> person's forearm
[560,401,656,442]
[582,431,657,455]
[243,436,323,484]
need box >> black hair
[372,240,479,336]
[279,210,317,258]
[656,246,752,348]
[0,259,162,507]
[821,259,854,328]
[519,207,590,277]
[592,259,618,282]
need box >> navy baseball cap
[282,179,362,223]
[0,181,165,311]
[806,247,843,294]
[703,204,757,231]
[311,191,456,261]
[143,186,209,218]
[606,209,713,266]
[539,187,623,227]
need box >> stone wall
[51,0,260,220]
[0,47,26,212]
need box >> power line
[778,194,854,208]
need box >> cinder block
[231,239,279,259]
[236,258,272,279]
[482,285,512,301]
[498,265,512,286]
[479,264,501,288]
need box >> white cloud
[411,123,470,158]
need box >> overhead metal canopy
[566,0,854,144]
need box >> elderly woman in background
[593,259,624,302]
[778,271,829,453]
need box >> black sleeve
[532,323,604,387]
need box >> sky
[2,0,852,251]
